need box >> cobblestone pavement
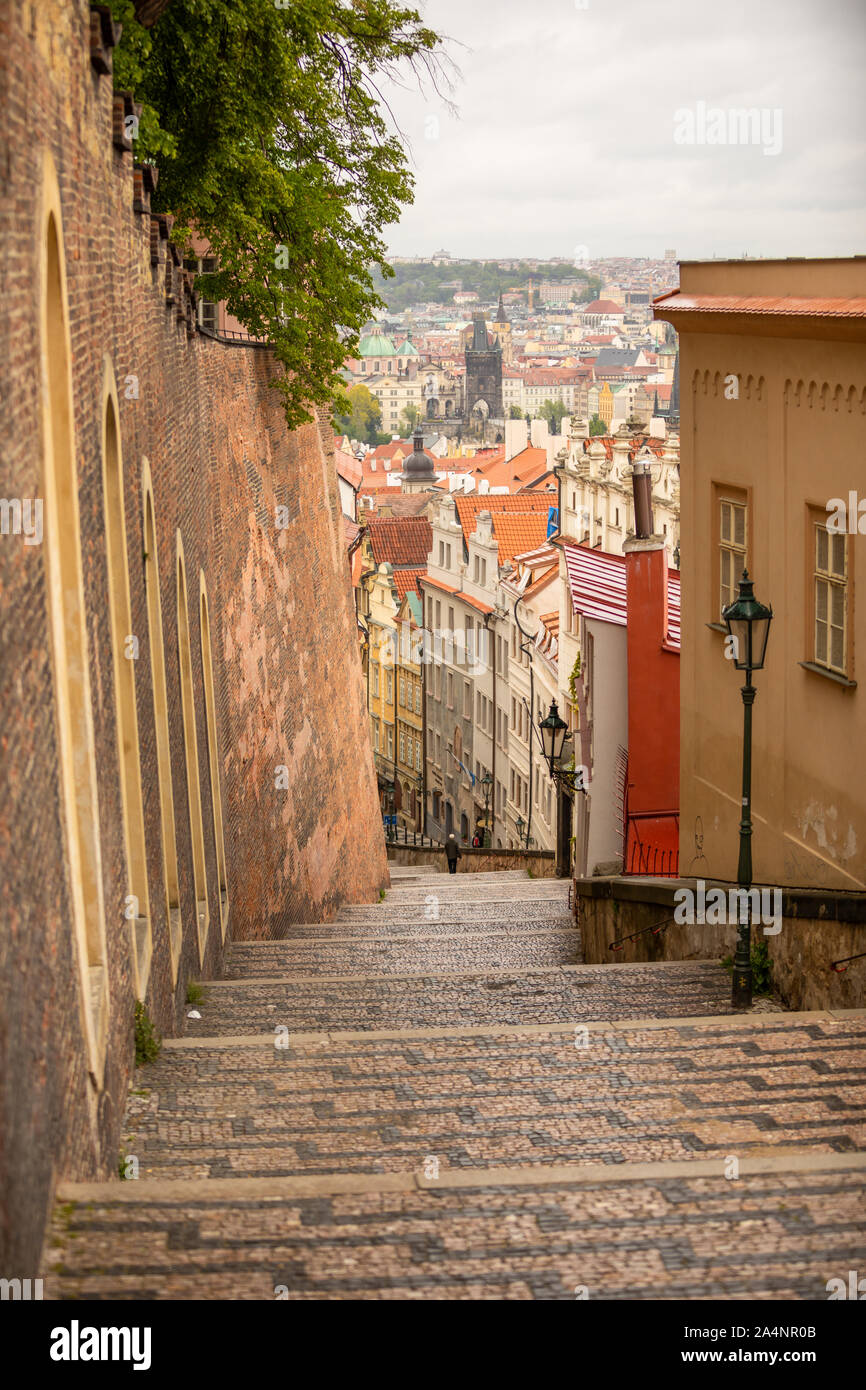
[43,870,866,1300]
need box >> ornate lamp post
[481,770,493,848]
[516,814,526,849]
[721,570,773,1009]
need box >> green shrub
[186,980,205,1006]
[720,940,773,997]
[134,1001,161,1065]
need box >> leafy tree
[588,414,607,437]
[334,384,385,445]
[508,404,524,419]
[399,403,421,434]
[539,398,567,434]
[108,0,450,429]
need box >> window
[415,686,421,714]
[716,488,748,618]
[813,521,848,675]
[386,671,393,703]
[399,728,406,762]
[399,676,405,708]
[184,256,219,332]
[464,681,471,718]
[415,739,422,772]
[387,726,393,758]
[447,671,454,707]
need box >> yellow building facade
[655,257,866,891]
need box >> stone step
[117,1014,866,1183]
[44,1156,866,1299]
[183,961,736,1036]
[222,930,580,978]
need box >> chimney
[632,460,653,539]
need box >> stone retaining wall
[576,877,866,1012]
[387,846,559,877]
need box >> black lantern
[722,569,773,1010]
[539,700,568,776]
[480,770,493,848]
[722,570,773,672]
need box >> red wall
[624,544,680,869]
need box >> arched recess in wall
[102,365,152,999]
[141,460,183,982]
[199,574,229,939]
[176,534,209,961]
[40,156,109,1079]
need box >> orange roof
[335,449,363,490]
[653,290,866,319]
[393,568,426,601]
[367,516,432,567]
[474,445,550,492]
[453,495,553,566]
[422,573,494,615]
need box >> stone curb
[56,1150,866,1206]
[201,960,721,989]
[161,1007,866,1049]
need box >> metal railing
[625,842,679,877]
[384,824,442,848]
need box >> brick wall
[0,0,387,1272]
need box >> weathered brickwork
[0,0,387,1273]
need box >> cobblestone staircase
[44,869,866,1299]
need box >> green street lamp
[516,814,525,848]
[481,770,493,849]
[722,570,773,1010]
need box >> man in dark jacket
[444,833,461,874]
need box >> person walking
[444,833,461,875]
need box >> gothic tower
[464,311,504,431]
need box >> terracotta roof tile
[653,290,866,318]
[367,516,432,567]
[393,568,426,601]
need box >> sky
[381,0,866,261]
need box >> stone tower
[491,293,514,365]
[464,311,504,431]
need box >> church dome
[403,428,436,478]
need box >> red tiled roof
[653,291,866,319]
[420,574,493,615]
[367,516,432,567]
[343,516,361,548]
[335,449,363,490]
[583,299,625,314]
[394,568,426,601]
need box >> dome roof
[403,429,436,478]
[358,332,397,357]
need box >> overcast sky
[381,0,866,261]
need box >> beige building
[655,257,866,891]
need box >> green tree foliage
[399,402,421,434]
[508,404,524,419]
[539,398,567,434]
[334,384,387,444]
[588,414,607,436]
[108,0,448,429]
[372,260,601,314]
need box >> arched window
[40,162,109,1076]
[199,574,228,938]
[102,370,152,998]
[142,462,182,980]
[176,535,209,960]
